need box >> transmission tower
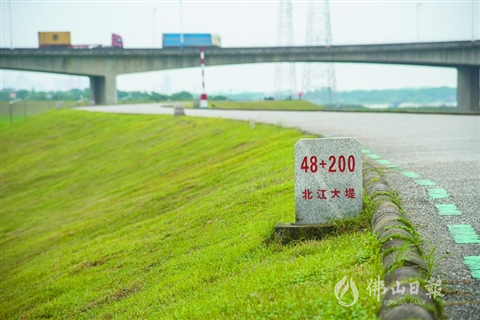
[274,0,296,100]
[302,0,338,108]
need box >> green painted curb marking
[401,171,421,178]
[387,165,403,170]
[428,188,449,199]
[464,256,480,279]
[367,153,381,159]
[376,159,392,165]
[414,179,436,186]
[362,149,371,154]
[436,204,462,216]
[448,225,480,244]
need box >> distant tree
[0,87,456,104]
[117,90,130,100]
[170,91,193,101]
[225,92,266,101]
[82,89,90,100]
[210,95,228,101]
[15,90,29,100]
[0,91,11,101]
[150,92,169,101]
[36,92,48,100]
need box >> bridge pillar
[89,75,117,105]
[457,67,479,113]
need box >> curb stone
[363,161,441,320]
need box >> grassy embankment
[119,100,194,108]
[1,110,381,319]
[208,100,325,111]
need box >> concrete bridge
[1,41,479,112]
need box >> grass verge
[1,110,381,318]
[209,100,325,111]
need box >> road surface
[78,104,480,318]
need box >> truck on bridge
[38,32,123,49]
[162,33,221,48]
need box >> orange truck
[38,32,123,48]
[38,32,71,48]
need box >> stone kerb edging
[363,161,441,320]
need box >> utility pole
[8,0,13,49]
[302,0,338,108]
[274,0,296,100]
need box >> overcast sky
[1,0,478,95]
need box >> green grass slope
[1,110,381,319]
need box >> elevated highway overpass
[1,41,479,112]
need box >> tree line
[304,87,456,105]
[1,87,455,104]
[0,88,228,102]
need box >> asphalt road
[78,104,480,318]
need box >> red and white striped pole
[200,46,208,108]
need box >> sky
[0,0,479,95]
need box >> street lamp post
[416,2,422,42]
[152,7,157,47]
[9,101,13,124]
[24,98,28,119]
[179,0,184,48]
[472,0,476,41]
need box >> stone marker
[275,138,362,243]
[193,98,200,109]
[173,104,186,117]
[295,138,362,224]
